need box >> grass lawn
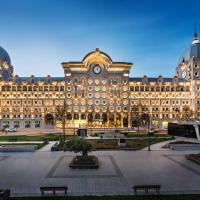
[11,195,200,200]
[56,137,172,151]
[0,134,172,150]
[90,137,172,150]
[0,134,75,142]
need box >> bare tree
[55,103,69,141]
[181,106,193,122]
[87,105,94,135]
[102,113,108,134]
[141,112,150,127]
[130,104,145,133]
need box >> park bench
[133,185,161,195]
[40,186,68,196]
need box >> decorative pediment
[62,49,132,73]
[82,48,112,68]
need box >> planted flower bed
[69,155,99,169]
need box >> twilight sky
[0,0,199,77]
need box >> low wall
[0,145,35,152]
[170,144,200,151]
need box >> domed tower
[176,29,200,80]
[0,46,13,81]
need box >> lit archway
[44,113,54,126]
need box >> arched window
[81,114,86,120]
[74,114,79,120]
[95,113,100,120]
[88,113,93,122]
[102,113,107,122]
[66,114,72,120]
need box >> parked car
[7,128,17,132]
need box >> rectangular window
[35,121,41,128]
[25,121,31,128]
[14,121,20,128]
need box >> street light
[147,114,151,151]
[63,101,67,141]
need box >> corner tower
[176,30,200,80]
[0,46,13,81]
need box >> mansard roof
[129,77,185,82]
[12,76,64,83]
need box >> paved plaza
[0,145,199,197]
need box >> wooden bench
[133,185,161,195]
[40,186,68,196]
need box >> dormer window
[172,77,178,84]
[157,75,163,84]
[157,79,163,84]
[142,78,148,83]
[142,75,148,83]
[123,79,127,84]
[66,79,71,84]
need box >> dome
[0,46,11,65]
[178,32,200,65]
[82,48,112,62]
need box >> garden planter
[69,155,99,169]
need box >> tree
[102,113,108,134]
[130,104,141,133]
[65,138,92,157]
[44,113,54,126]
[140,112,151,151]
[174,107,181,121]
[55,103,68,140]
[182,106,193,121]
[88,105,94,134]
[141,112,150,126]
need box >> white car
[6,128,17,132]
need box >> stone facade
[1,34,200,130]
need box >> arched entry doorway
[94,113,101,120]
[44,113,54,126]
[109,114,115,127]
[116,113,121,127]
[123,116,128,127]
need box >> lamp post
[148,114,151,151]
[74,118,76,135]
[63,101,67,141]
[137,113,140,134]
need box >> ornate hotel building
[1,33,200,130]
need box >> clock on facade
[182,70,187,78]
[93,65,101,74]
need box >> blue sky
[0,0,199,77]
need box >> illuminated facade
[1,33,200,129]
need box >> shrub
[65,138,92,157]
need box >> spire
[182,57,185,64]
[194,24,197,37]
[192,24,199,45]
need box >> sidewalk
[142,140,173,151]
[37,141,57,152]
